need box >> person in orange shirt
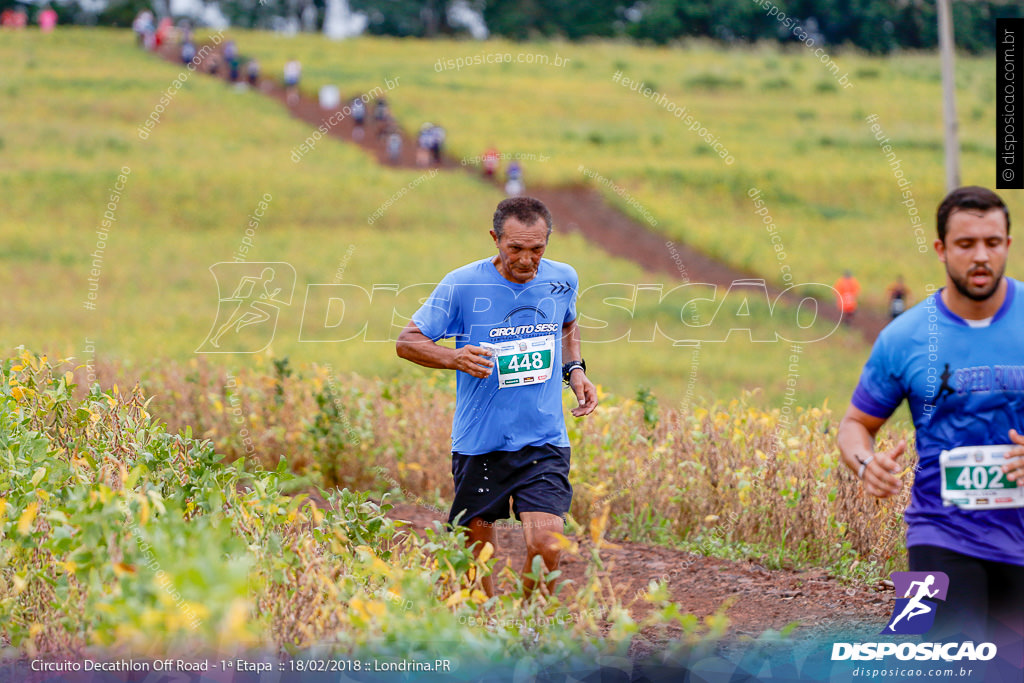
[482,146,500,179]
[835,270,861,324]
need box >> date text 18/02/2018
[284,659,453,673]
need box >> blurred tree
[783,0,1022,53]
[482,0,624,40]
[97,0,152,26]
[217,0,326,30]
[219,0,278,29]
[786,0,900,52]
[950,0,1020,54]
[626,0,682,44]
[628,0,778,45]
[349,0,457,36]
[628,0,1022,53]
[33,0,1024,51]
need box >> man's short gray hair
[492,197,553,239]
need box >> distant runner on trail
[429,124,445,164]
[154,16,172,48]
[385,129,402,165]
[223,40,240,82]
[396,196,598,598]
[505,161,524,197]
[180,40,196,66]
[482,146,500,179]
[246,59,260,87]
[837,187,1024,664]
[284,59,301,105]
[351,97,366,141]
[132,10,153,45]
[887,274,910,319]
[38,6,57,32]
[373,98,389,132]
[416,123,432,167]
[834,269,860,324]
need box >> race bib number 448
[481,335,555,389]
[940,445,1023,510]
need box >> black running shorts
[448,443,572,526]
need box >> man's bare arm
[561,318,597,417]
[837,404,906,498]
[395,320,493,379]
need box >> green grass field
[11,28,1021,414]
[230,30,1022,309]
[0,28,910,409]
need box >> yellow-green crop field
[0,349,901,659]
[232,29,1023,306]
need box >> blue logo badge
[882,572,950,635]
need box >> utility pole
[937,0,960,191]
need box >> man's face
[491,216,549,284]
[935,208,1011,302]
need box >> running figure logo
[196,262,296,353]
[882,571,950,635]
[935,363,956,403]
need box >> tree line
[11,0,1023,54]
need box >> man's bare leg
[519,511,563,598]
[467,517,496,597]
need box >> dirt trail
[156,39,889,341]
[152,40,895,641]
[388,503,891,651]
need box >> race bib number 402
[940,445,1023,510]
[481,335,555,389]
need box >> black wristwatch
[562,359,586,384]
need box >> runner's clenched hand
[863,439,907,498]
[452,345,494,379]
[1004,429,1024,483]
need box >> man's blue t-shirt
[852,278,1024,566]
[412,257,578,456]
